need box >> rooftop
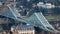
[18,25,34,30]
[11,25,34,30]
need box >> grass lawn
[45,15,60,20]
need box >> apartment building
[11,25,35,34]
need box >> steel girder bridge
[0,5,59,33]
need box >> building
[11,25,35,34]
[37,2,55,9]
[37,2,45,8]
[45,3,55,8]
